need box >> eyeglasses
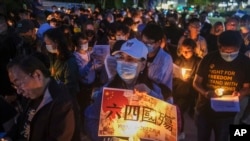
[142,40,157,45]
[12,74,31,90]
[190,24,201,28]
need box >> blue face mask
[146,44,154,53]
[116,60,138,83]
[220,51,239,62]
[116,35,126,41]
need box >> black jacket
[7,79,81,141]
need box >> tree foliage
[188,0,209,5]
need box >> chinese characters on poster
[99,87,177,141]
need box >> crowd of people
[1,2,250,141]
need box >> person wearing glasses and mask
[141,23,173,103]
[3,55,81,141]
[111,23,130,53]
[84,38,164,141]
[193,30,250,141]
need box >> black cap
[16,19,35,33]
[218,30,242,47]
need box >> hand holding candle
[181,68,187,78]
[215,88,224,97]
[181,68,191,80]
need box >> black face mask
[86,30,95,37]
[64,33,71,39]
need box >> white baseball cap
[112,38,148,60]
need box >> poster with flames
[98,87,177,141]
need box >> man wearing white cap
[84,38,164,141]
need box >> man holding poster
[84,38,176,140]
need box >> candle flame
[215,88,224,96]
[181,68,187,77]
[181,68,191,79]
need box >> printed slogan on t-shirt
[207,68,238,94]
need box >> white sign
[104,56,117,80]
[211,95,240,112]
[92,45,110,69]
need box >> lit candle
[181,68,187,78]
[133,27,138,32]
[215,88,224,97]
[181,68,191,79]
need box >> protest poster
[92,45,110,69]
[104,55,117,80]
[99,87,177,141]
[93,45,110,57]
[173,64,192,80]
